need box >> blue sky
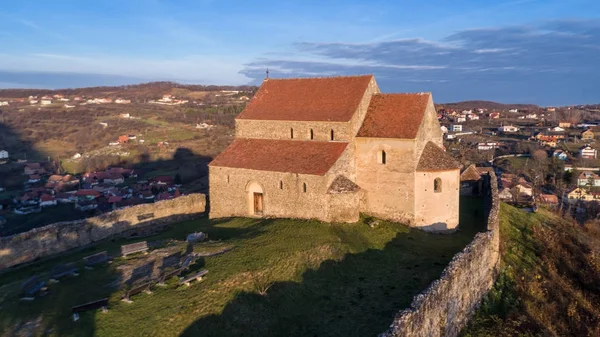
[0,0,599,105]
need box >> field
[0,197,484,337]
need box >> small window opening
[378,150,387,164]
[310,129,314,140]
[434,178,442,193]
[330,129,334,141]
[303,183,307,193]
[227,175,230,183]
[279,180,283,189]
[291,128,294,139]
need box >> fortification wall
[0,193,206,270]
[380,172,500,337]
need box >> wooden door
[253,193,263,215]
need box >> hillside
[461,204,600,336]
[0,82,257,101]
[437,100,540,111]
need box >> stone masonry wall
[380,172,500,337]
[0,193,206,270]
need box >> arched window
[310,129,314,140]
[434,178,442,193]
[279,180,283,189]
[290,128,294,139]
[303,183,307,193]
[330,129,334,141]
[378,150,387,164]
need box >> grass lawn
[0,197,485,337]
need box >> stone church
[209,75,461,230]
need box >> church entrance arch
[245,181,264,216]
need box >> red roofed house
[209,75,460,230]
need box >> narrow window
[434,178,442,193]
[279,180,283,189]
[330,129,334,141]
[378,150,387,164]
[290,128,294,139]
[310,129,314,140]
[303,183,307,193]
[227,175,230,183]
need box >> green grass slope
[0,197,484,337]
[461,204,600,337]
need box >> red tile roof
[236,75,373,122]
[417,141,461,172]
[210,139,348,175]
[357,93,430,139]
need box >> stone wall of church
[355,138,418,224]
[413,169,460,231]
[235,119,353,142]
[209,166,359,222]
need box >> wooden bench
[121,241,149,257]
[157,267,183,286]
[121,281,153,303]
[21,276,46,300]
[83,251,110,268]
[50,263,79,281]
[72,298,109,321]
[179,269,208,287]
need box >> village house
[579,145,597,159]
[477,142,498,151]
[526,113,538,119]
[209,75,461,230]
[551,126,565,132]
[581,129,594,141]
[455,116,466,123]
[118,135,129,143]
[498,125,519,133]
[489,112,500,119]
[539,194,559,206]
[0,150,8,160]
[566,187,600,203]
[577,171,600,187]
[553,149,568,160]
[451,124,463,132]
[559,121,571,128]
[40,99,52,105]
[39,194,57,207]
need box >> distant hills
[0,81,258,99]
[437,100,540,111]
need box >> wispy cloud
[241,19,600,104]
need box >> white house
[579,145,598,159]
[40,99,52,105]
[468,114,480,120]
[456,116,466,123]
[478,142,499,151]
[0,150,8,159]
[120,113,130,118]
[498,125,519,133]
[0,101,9,106]
[577,171,600,187]
[508,109,518,113]
[526,113,538,119]
[29,100,39,105]
[115,98,131,104]
[64,104,76,108]
[440,125,448,133]
[451,125,463,132]
[551,126,565,132]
